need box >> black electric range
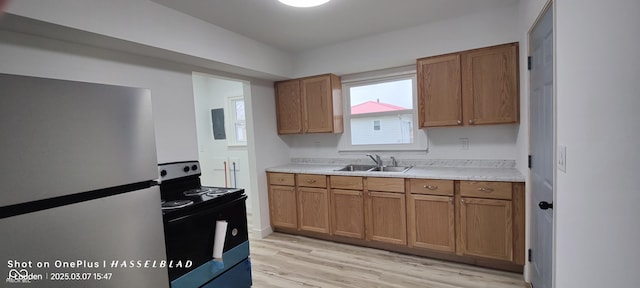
[157,161,251,287]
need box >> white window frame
[373,120,381,131]
[226,95,247,147]
[338,66,428,152]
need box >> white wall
[0,29,198,163]
[293,4,520,77]
[192,74,252,209]
[0,26,290,236]
[554,1,640,287]
[287,125,519,161]
[287,4,522,162]
[5,0,292,79]
[244,80,291,237]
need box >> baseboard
[252,226,273,239]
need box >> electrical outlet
[558,145,567,173]
[460,138,469,150]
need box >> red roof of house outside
[351,101,408,114]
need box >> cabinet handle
[477,187,494,192]
[424,185,438,190]
[468,119,475,124]
[307,179,316,184]
[449,198,454,203]
[457,120,462,125]
[461,199,465,203]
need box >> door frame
[527,0,556,287]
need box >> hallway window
[228,96,247,146]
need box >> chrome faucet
[390,156,398,167]
[366,153,383,167]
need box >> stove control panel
[157,161,201,182]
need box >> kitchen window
[339,66,427,152]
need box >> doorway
[529,3,554,288]
[192,73,253,214]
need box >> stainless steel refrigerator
[0,73,169,287]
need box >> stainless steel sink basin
[370,166,412,173]
[335,164,412,173]
[335,164,376,172]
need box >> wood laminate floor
[248,227,527,288]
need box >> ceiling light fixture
[278,0,331,8]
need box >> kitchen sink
[335,164,376,172]
[370,166,412,173]
[335,164,412,173]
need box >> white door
[530,4,554,288]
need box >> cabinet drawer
[460,181,512,200]
[297,174,327,188]
[409,179,454,196]
[367,177,405,193]
[330,176,363,190]
[268,173,295,186]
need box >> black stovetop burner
[157,161,245,217]
[161,185,244,214]
[161,199,194,210]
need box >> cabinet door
[302,75,334,133]
[275,80,302,134]
[268,185,298,229]
[459,197,513,261]
[462,43,519,125]
[417,54,463,127]
[366,191,407,245]
[298,187,330,234]
[331,189,365,239]
[408,194,455,252]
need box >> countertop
[266,163,525,182]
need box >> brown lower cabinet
[408,194,456,252]
[297,187,330,234]
[457,181,517,262]
[330,189,365,239]
[330,176,365,239]
[407,179,456,253]
[366,177,407,245]
[297,174,330,234]
[268,184,298,229]
[459,197,512,261]
[267,172,525,272]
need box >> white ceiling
[151,0,519,53]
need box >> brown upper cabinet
[417,43,519,128]
[274,74,343,134]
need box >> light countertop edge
[266,164,525,182]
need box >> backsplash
[285,125,520,162]
[290,158,516,168]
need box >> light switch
[558,145,567,173]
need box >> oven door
[163,195,248,286]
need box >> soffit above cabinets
[151,0,519,53]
